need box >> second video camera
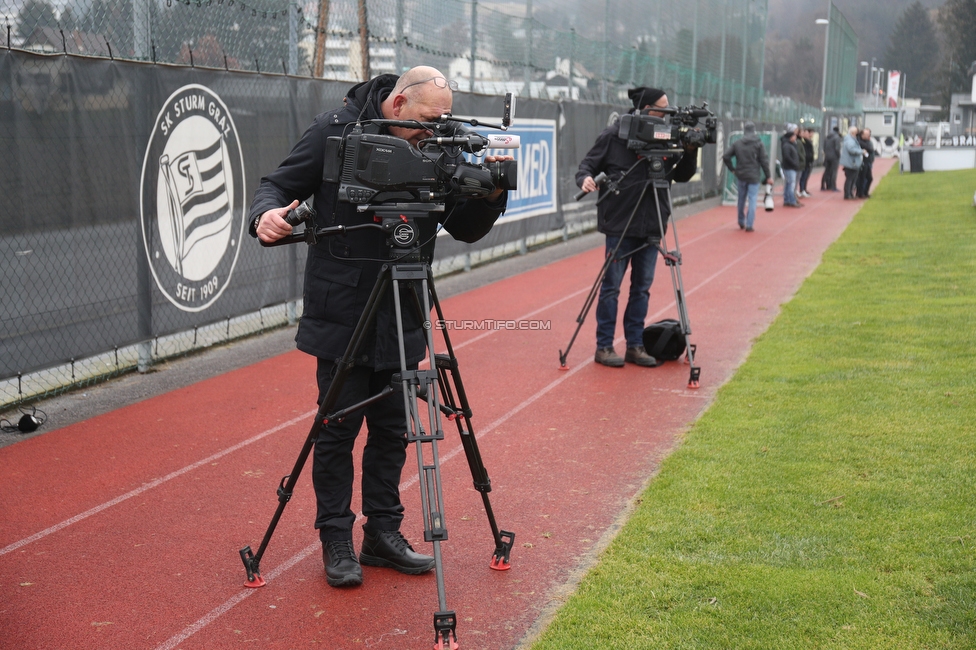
[618,104,717,152]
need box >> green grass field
[529,168,976,649]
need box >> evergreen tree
[937,0,976,113]
[883,1,940,98]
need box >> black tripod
[240,203,514,650]
[559,151,701,389]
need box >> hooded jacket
[575,114,697,239]
[779,134,800,171]
[248,75,507,369]
[823,131,841,162]
[722,131,771,184]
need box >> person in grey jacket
[840,125,866,199]
[723,121,773,231]
[821,126,841,191]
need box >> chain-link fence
[2,0,825,411]
[4,0,819,121]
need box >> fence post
[469,0,478,93]
[524,0,532,97]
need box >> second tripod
[559,152,701,388]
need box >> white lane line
[0,411,316,557]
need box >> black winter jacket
[575,118,697,239]
[780,135,800,171]
[248,75,507,369]
[823,132,841,162]
[722,133,771,184]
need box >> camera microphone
[430,132,521,152]
[483,134,520,149]
[574,171,607,201]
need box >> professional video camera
[321,93,519,206]
[618,103,717,152]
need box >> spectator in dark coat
[821,126,841,191]
[798,128,815,197]
[856,128,876,198]
[780,125,802,207]
[723,121,772,231]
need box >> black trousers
[822,159,838,190]
[856,163,873,197]
[313,359,410,542]
[843,167,860,199]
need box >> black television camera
[271,94,519,256]
[618,103,717,152]
[321,93,518,206]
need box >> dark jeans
[596,235,659,350]
[856,163,873,197]
[843,167,860,199]
[821,159,838,190]
[799,165,812,193]
[313,359,410,542]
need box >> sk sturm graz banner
[140,84,247,312]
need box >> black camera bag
[642,319,686,362]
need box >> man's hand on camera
[485,155,515,201]
[580,175,598,194]
[256,199,298,244]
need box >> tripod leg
[423,272,515,569]
[652,178,701,389]
[391,264,459,650]
[238,273,391,588]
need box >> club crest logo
[140,84,245,312]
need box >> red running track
[0,161,893,649]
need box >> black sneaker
[360,528,435,575]
[594,347,625,367]
[322,540,363,587]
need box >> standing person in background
[795,126,807,198]
[798,128,815,198]
[722,121,773,232]
[821,126,841,192]
[780,124,802,207]
[856,127,876,199]
[840,125,865,200]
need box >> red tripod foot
[489,530,515,570]
[240,546,266,588]
[434,612,459,650]
[434,633,459,650]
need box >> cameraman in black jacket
[576,87,697,368]
[248,66,510,588]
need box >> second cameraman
[576,87,698,368]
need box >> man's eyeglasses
[398,76,459,94]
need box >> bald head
[849,126,859,136]
[382,66,454,147]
